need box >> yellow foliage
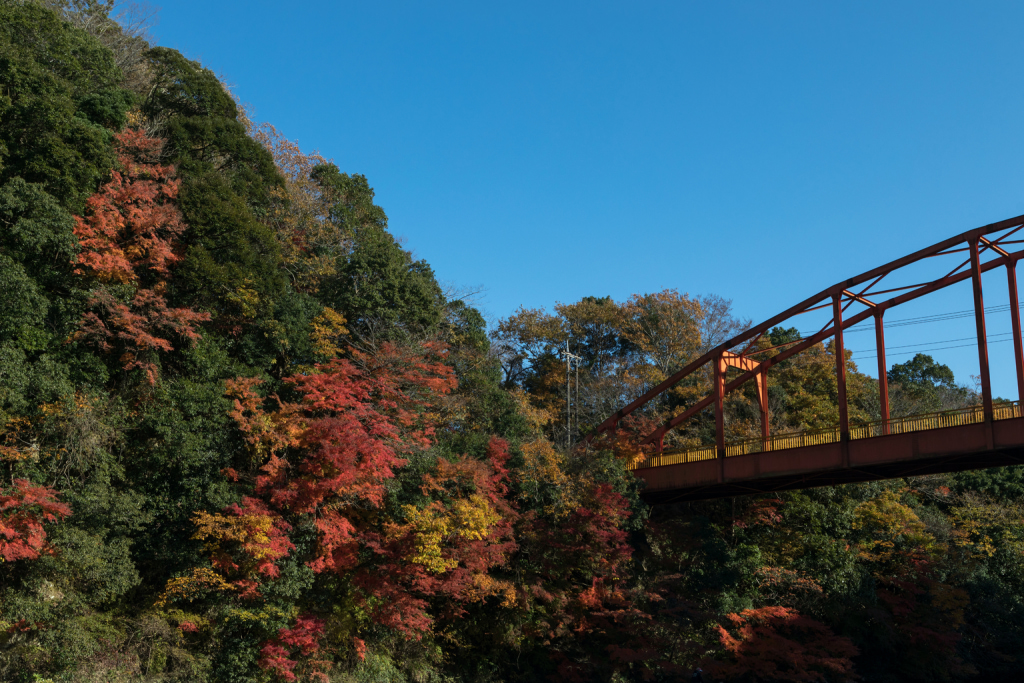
[509,389,555,437]
[193,511,279,561]
[400,503,456,573]
[619,289,703,381]
[516,439,591,517]
[451,495,501,541]
[125,108,145,128]
[224,377,305,463]
[950,501,1024,560]
[156,567,236,607]
[470,573,518,608]
[400,494,501,574]
[223,281,263,319]
[162,608,212,632]
[0,415,34,462]
[519,439,568,489]
[310,306,348,358]
[929,582,969,628]
[223,605,293,625]
[853,490,939,564]
[951,511,997,558]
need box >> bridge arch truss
[590,214,1024,501]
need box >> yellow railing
[637,445,717,469]
[995,401,1022,420]
[628,401,1022,471]
[850,405,985,439]
[726,427,840,456]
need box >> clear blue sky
[153,1,1024,397]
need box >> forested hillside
[2,2,1024,681]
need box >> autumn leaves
[72,128,208,385]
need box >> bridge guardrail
[725,426,840,457]
[851,405,983,439]
[628,400,1023,471]
[635,445,717,469]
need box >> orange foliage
[224,377,304,464]
[708,606,858,682]
[73,129,185,283]
[73,129,209,384]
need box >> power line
[850,332,1013,355]
[850,336,1015,359]
[800,301,1024,337]
[855,338,1015,361]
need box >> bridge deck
[633,407,1024,503]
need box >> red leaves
[352,637,367,661]
[215,345,524,640]
[269,411,401,510]
[77,288,207,385]
[516,482,639,646]
[536,484,633,582]
[259,615,329,682]
[73,129,209,384]
[251,345,456,518]
[350,573,434,636]
[73,130,185,284]
[0,480,71,562]
[214,341,497,637]
[709,606,858,682]
[733,499,785,529]
[307,509,358,574]
[355,438,519,635]
[224,377,303,461]
[192,496,295,595]
[277,615,325,656]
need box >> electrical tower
[564,340,583,449]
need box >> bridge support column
[756,369,769,450]
[832,294,850,466]
[874,310,890,434]
[714,353,726,482]
[970,238,994,436]
[1007,258,1024,406]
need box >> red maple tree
[259,615,331,683]
[0,479,72,562]
[73,128,209,384]
[706,606,859,682]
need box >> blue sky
[153,1,1024,397]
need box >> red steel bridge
[590,215,1024,503]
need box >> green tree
[315,162,444,337]
[888,353,974,415]
[0,1,131,212]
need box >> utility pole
[564,340,583,449]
